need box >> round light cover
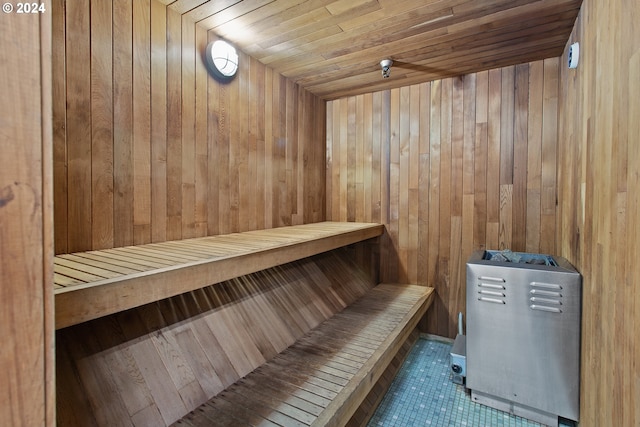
[205,40,239,81]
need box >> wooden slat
[207,33,224,235]
[65,0,92,252]
[166,6,183,241]
[90,0,114,250]
[54,264,106,283]
[472,72,485,256]
[540,57,559,255]
[175,284,435,427]
[54,273,84,287]
[114,245,205,262]
[101,247,177,266]
[132,0,152,245]
[71,250,163,271]
[486,68,502,245]
[526,60,543,254]
[52,0,67,255]
[58,253,144,274]
[438,77,452,335]
[181,13,197,239]
[55,222,383,329]
[427,78,441,334]
[113,0,135,248]
[151,0,168,243]
[195,25,209,236]
[54,258,122,279]
[512,63,529,251]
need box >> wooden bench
[173,283,435,427]
[54,222,384,329]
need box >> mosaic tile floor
[368,337,574,427]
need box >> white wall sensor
[568,42,580,69]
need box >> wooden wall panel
[557,1,640,425]
[52,0,326,254]
[113,0,135,248]
[151,0,168,243]
[0,3,54,425]
[90,0,114,250]
[326,59,560,338]
[64,0,92,252]
[56,248,377,426]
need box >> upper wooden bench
[173,283,435,427]
[54,222,383,329]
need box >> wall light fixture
[205,40,239,81]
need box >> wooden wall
[0,3,55,426]
[557,1,640,425]
[326,59,560,337]
[52,0,326,255]
[56,248,376,426]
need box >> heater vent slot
[477,281,507,304]
[478,276,506,283]
[529,282,563,313]
[530,304,562,313]
[530,297,562,305]
[478,297,506,304]
[479,290,505,298]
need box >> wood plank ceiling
[167,0,582,100]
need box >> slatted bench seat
[54,221,384,329]
[173,283,435,427]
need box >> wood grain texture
[173,0,581,99]
[52,0,68,255]
[326,60,560,338]
[174,284,434,427]
[57,248,379,426]
[0,3,54,425]
[52,0,326,254]
[65,0,92,252]
[54,222,383,328]
[151,0,169,243]
[127,0,147,244]
[113,0,135,248]
[557,1,640,425]
[40,7,56,422]
[90,0,114,250]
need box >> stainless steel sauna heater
[466,250,581,426]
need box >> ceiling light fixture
[205,40,239,81]
[380,59,393,78]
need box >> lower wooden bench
[173,284,435,427]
